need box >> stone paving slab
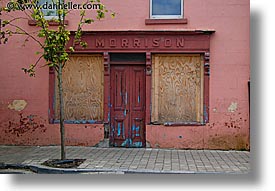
[0,146,250,174]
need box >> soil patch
[42,159,86,168]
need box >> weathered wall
[0,0,105,146]
[0,0,250,149]
[144,0,250,150]
[0,37,104,146]
[0,100,104,146]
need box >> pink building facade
[0,0,250,150]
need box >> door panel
[129,67,146,147]
[110,67,129,147]
[110,65,145,148]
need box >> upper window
[150,0,183,19]
[39,0,58,19]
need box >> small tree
[0,0,115,160]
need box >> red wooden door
[110,65,146,147]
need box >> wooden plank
[200,55,204,122]
[152,54,203,123]
[151,55,160,122]
[55,54,104,121]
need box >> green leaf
[80,41,88,48]
[111,12,116,18]
[84,18,94,24]
[69,47,75,52]
[80,10,85,16]
[97,11,105,19]
[2,20,9,27]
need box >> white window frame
[150,0,183,19]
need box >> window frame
[150,0,184,19]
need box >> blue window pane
[39,0,57,16]
[152,0,182,15]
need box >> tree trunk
[57,1,66,160]
[57,62,66,160]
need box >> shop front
[48,30,214,148]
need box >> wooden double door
[110,65,146,147]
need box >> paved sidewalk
[0,146,250,174]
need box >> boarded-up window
[55,54,104,121]
[152,54,204,123]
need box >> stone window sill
[145,18,188,25]
[151,122,205,126]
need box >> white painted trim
[44,16,59,20]
[150,0,183,19]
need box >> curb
[0,162,241,174]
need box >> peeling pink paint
[0,107,103,146]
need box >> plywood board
[55,54,104,121]
[152,54,203,123]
